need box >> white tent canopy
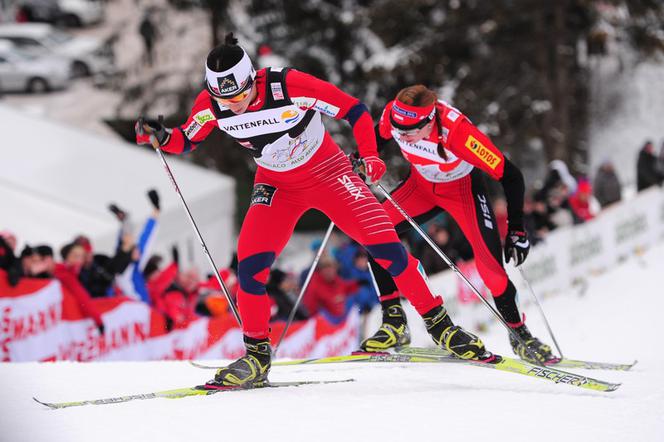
[0,104,236,271]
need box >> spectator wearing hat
[75,232,134,297]
[569,179,596,223]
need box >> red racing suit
[156,68,443,338]
[371,100,527,326]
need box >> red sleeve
[447,118,505,180]
[54,265,103,326]
[285,69,378,157]
[160,91,217,154]
[147,262,178,306]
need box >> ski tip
[33,397,55,409]
[607,383,622,392]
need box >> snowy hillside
[2,241,663,442]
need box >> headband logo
[217,75,239,94]
[393,103,417,118]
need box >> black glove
[137,116,171,146]
[147,189,160,210]
[171,245,179,266]
[97,323,105,335]
[108,203,128,222]
[349,152,365,179]
[504,228,530,266]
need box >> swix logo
[337,175,364,200]
[477,194,494,229]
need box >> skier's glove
[135,116,171,148]
[504,228,530,266]
[350,153,386,185]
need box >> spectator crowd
[2,140,663,333]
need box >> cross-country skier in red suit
[360,85,556,364]
[135,34,491,388]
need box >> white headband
[205,50,256,97]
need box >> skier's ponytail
[224,32,238,46]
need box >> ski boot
[509,324,556,364]
[359,303,411,352]
[424,305,487,360]
[205,336,271,389]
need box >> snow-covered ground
[2,241,663,442]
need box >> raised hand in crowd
[147,188,160,211]
[108,203,128,222]
[0,231,17,271]
[171,244,179,267]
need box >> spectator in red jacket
[302,256,359,323]
[160,268,202,329]
[569,179,596,223]
[56,242,105,335]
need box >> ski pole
[273,221,335,356]
[513,256,564,358]
[373,182,544,365]
[147,115,242,327]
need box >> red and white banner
[0,270,360,362]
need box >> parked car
[14,0,103,27]
[0,40,69,92]
[0,23,113,76]
[56,0,104,27]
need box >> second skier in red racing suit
[360,85,555,364]
[136,35,489,388]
